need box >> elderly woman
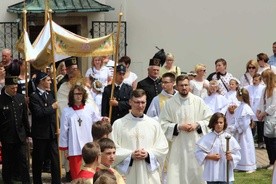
[160,53,181,77]
[85,56,112,87]
[240,59,259,87]
[190,64,209,99]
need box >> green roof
[7,0,114,14]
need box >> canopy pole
[108,12,123,121]
[48,9,62,178]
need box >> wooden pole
[22,1,31,170]
[48,9,62,178]
[44,0,49,25]
[108,12,123,120]
[225,136,231,184]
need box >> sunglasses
[248,67,256,69]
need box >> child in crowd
[97,138,125,184]
[245,73,266,148]
[204,80,229,114]
[195,112,241,184]
[72,142,102,184]
[92,121,112,141]
[225,78,241,127]
[93,169,117,184]
[229,88,257,173]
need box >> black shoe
[65,171,72,182]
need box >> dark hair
[93,169,116,184]
[237,88,250,106]
[257,53,269,63]
[252,73,262,80]
[92,122,112,141]
[131,89,146,99]
[68,85,88,107]
[82,142,101,164]
[176,75,189,85]
[208,112,227,131]
[215,58,227,66]
[162,72,176,82]
[273,41,276,45]
[97,138,115,152]
[118,56,131,66]
[6,59,20,76]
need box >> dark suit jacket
[101,83,132,124]
[0,92,30,143]
[29,89,57,139]
[137,77,162,112]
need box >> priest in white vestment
[160,75,213,184]
[111,89,168,184]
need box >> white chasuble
[111,113,168,184]
[160,93,213,184]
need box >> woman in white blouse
[118,56,138,89]
[85,56,112,88]
[240,59,259,88]
[256,69,276,170]
[190,64,209,99]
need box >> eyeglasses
[74,93,83,96]
[248,67,256,69]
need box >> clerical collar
[72,104,84,110]
[131,112,144,118]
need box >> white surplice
[160,92,213,184]
[204,93,229,114]
[195,131,241,182]
[231,102,256,171]
[59,104,102,156]
[111,113,168,184]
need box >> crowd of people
[0,41,276,184]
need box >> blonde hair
[208,80,221,95]
[261,69,276,98]
[166,53,174,61]
[245,59,259,73]
[195,64,206,72]
[56,61,66,75]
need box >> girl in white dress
[195,112,241,184]
[204,80,229,114]
[225,78,241,128]
[190,64,209,99]
[230,88,256,173]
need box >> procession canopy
[7,0,114,14]
[16,20,114,70]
